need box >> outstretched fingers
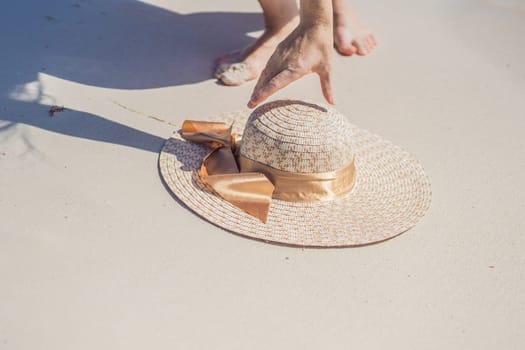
[248,68,300,108]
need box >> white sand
[1,0,524,349]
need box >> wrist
[299,18,332,32]
[299,0,333,30]
[296,20,333,43]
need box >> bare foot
[215,0,299,86]
[215,20,299,86]
[332,0,377,56]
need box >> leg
[332,0,377,56]
[215,0,299,86]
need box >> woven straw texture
[159,101,432,247]
[241,101,354,173]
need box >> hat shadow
[157,137,218,213]
[1,0,263,154]
[159,137,217,197]
[161,137,204,172]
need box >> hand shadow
[0,0,262,153]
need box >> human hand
[247,23,334,109]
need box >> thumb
[248,69,298,108]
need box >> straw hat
[159,100,431,247]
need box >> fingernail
[247,96,257,108]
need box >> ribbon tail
[202,173,275,223]
[180,120,275,223]
[201,147,239,176]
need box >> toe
[214,62,232,78]
[335,42,357,56]
[365,36,375,51]
[217,63,254,86]
[352,39,369,56]
[370,34,378,46]
[334,27,357,56]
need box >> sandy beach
[1,0,524,348]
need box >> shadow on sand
[0,0,262,153]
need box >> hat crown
[239,100,354,173]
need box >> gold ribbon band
[181,120,233,148]
[180,120,355,223]
[182,121,275,223]
[238,155,355,202]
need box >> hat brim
[159,110,431,247]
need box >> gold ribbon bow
[181,120,275,223]
[181,120,356,223]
